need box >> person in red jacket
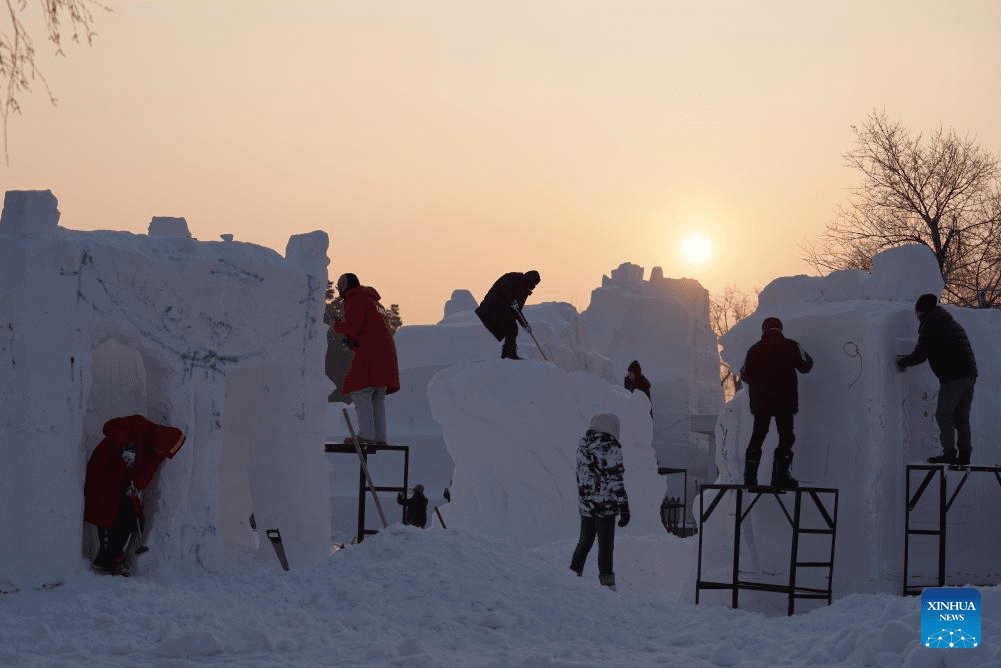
[332,273,401,445]
[84,415,185,575]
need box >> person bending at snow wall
[896,293,978,466]
[739,317,813,489]
[332,273,401,445]
[474,270,541,360]
[569,413,630,591]
[84,415,185,576]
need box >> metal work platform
[696,483,839,616]
[324,441,410,543]
[904,464,1001,596]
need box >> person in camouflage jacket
[569,413,630,590]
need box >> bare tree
[805,110,1001,308]
[1,0,108,163]
[709,285,756,400]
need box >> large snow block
[0,190,332,588]
[427,359,662,547]
[712,244,1000,607]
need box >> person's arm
[898,322,932,369]
[796,343,814,374]
[333,296,366,340]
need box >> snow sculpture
[710,244,1001,607]
[583,263,725,517]
[427,359,663,547]
[0,190,332,589]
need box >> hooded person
[397,484,429,528]
[569,412,629,591]
[332,273,401,445]
[474,270,541,359]
[739,317,814,489]
[84,415,186,575]
[896,293,978,465]
[624,360,652,415]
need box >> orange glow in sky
[4,1,1000,324]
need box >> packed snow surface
[3,526,999,667]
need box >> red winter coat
[83,415,186,528]
[333,285,401,395]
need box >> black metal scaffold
[903,463,1001,596]
[324,409,410,544]
[696,484,840,616]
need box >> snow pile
[712,244,1001,605]
[2,527,999,666]
[0,190,332,589]
[427,359,662,547]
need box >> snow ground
[2,526,997,667]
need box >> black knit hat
[628,360,641,374]
[525,270,541,285]
[762,317,783,332]
[915,294,937,312]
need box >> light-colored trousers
[352,386,388,443]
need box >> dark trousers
[746,412,795,460]
[94,495,136,569]
[570,515,616,576]
[497,318,519,359]
[936,376,976,455]
[475,305,519,358]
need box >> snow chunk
[428,359,661,547]
[148,216,191,238]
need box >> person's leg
[569,515,597,575]
[934,380,963,458]
[94,497,135,572]
[595,515,616,577]
[499,316,520,359]
[744,413,771,485]
[954,376,976,464]
[771,413,798,488]
[351,388,375,440]
[372,386,388,444]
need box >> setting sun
[681,232,713,265]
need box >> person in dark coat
[332,273,401,445]
[397,484,428,528]
[739,317,814,488]
[896,293,978,465]
[569,413,629,591]
[624,360,652,416]
[474,270,541,359]
[84,415,186,575]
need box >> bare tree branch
[804,110,1001,308]
[1,0,108,164]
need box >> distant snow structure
[0,190,332,589]
[582,262,724,509]
[710,244,1001,609]
[441,289,477,319]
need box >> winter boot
[928,450,957,465]
[956,450,971,466]
[743,450,761,487]
[770,451,798,489]
[599,572,616,591]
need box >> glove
[618,505,630,528]
[895,355,907,373]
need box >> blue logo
[922,588,980,648]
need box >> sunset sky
[5,1,1000,324]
